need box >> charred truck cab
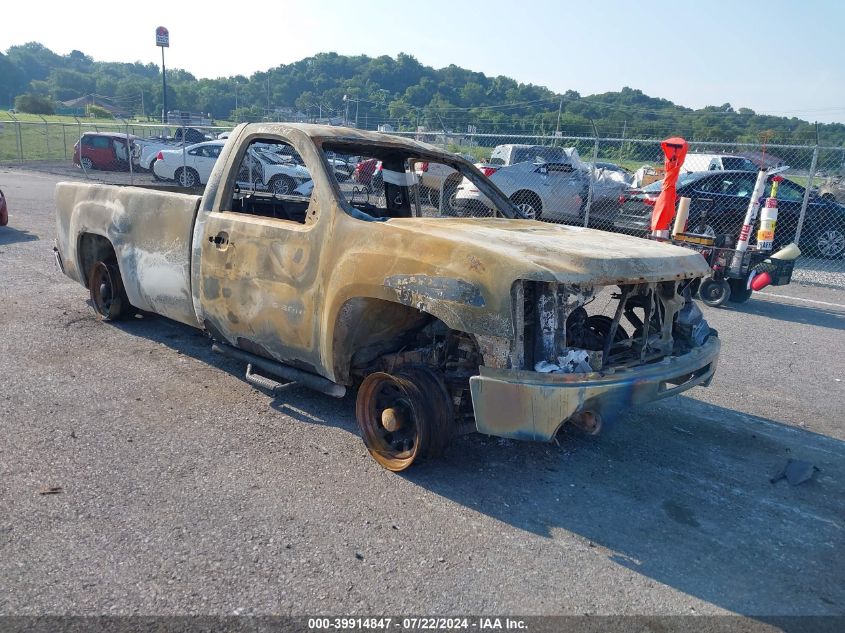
[55,123,719,472]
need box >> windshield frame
[316,138,526,220]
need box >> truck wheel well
[78,233,117,289]
[332,297,429,384]
[332,297,482,386]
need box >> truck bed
[55,182,201,327]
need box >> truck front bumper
[469,337,720,442]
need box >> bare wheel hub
[355,367,454,471]
[381,406,406,432]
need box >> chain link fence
[2,118,843,286]
[393,131,845,287]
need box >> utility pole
[555,98,562,136]
[620,120,627,159]
[266,77,270,111]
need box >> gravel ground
[1,167,844,619]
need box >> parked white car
[133,127,212,174]
[239,146,312,194]
[452,146,584,219]
[413,153,474,208]
[682,153,756,173]
[454,160,587,220]
[153,140,225,187]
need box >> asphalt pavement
[1,167,843,619]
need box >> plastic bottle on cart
[757,176,782,251]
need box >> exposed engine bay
[513,279,713,374]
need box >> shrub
[87,105,114,119]
[14,93,55,115]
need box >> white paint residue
[133,247,192,320]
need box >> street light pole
[555,98,562,136]
[161,46,167,124]
[343,95,361,128]
[155,26,170,124]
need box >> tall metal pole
[161,46,167,124]
[620,120,627,160]
[795,145,819,247]
[234,82,238,120]
[126,120,134,185]
[583,120,600,228]
[39,115,50,157]
[555,98,562,137]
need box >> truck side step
[245,363,297,394]
[211,342,346,398]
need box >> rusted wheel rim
[89,262,119,318]
[356,372,427,472]
[88,262,125,320]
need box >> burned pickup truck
[55,123,719,471]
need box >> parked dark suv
[614,170,845,258]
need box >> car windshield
[512,146,570,164]
[722,157,755,171]
[641,172,708,193]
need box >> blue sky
[6,0,845,123]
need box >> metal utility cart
[670,232,795,307]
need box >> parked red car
[0,188,7,226]
[73,132,137,171]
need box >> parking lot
[1,166,844,618]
